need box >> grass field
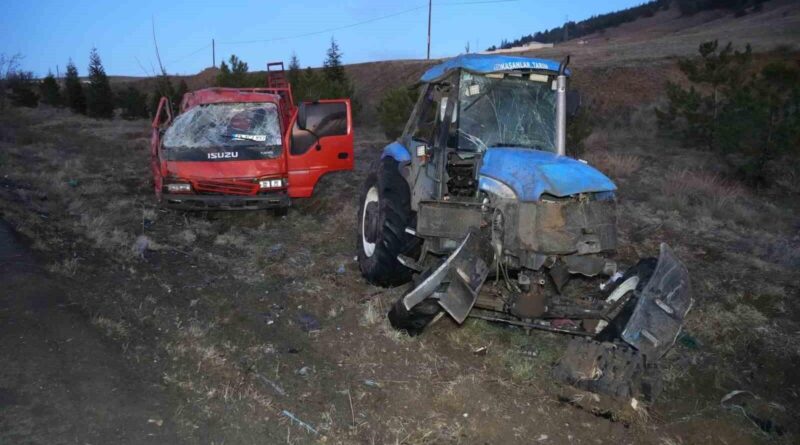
[1,96,797,443]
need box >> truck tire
[357,157,419,287]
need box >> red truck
[150,62,353,211]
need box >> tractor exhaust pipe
[555,56,570,157]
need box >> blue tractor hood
[479,147,616,202]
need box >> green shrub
[119,86,149,119]
[39,73,61,106]
[656,40,800,184]
[376,86,417,140]
[7,71,38,107]
[566,100,594,158]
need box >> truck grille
[191,179,259,196]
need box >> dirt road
[0,220,186,444]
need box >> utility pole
[212,38,216,67]
[427,0,432,59]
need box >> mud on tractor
[150,62,354,211]
[357,54,692,404]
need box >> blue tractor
[357,54,691,401]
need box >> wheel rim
[361,186,379,257]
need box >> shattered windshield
[163,103,282,159]
[457,71,556,153]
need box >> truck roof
[420,53,569,83]
[181,87,282,111]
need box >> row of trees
[489,0,767,50]
[215,37,358,113]
[657,41,800,184]
[0,50,190,120]
[1,49,118,119]
[489,0,671,50]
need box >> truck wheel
[357,157,419,287]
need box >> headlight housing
[258,177,288,189]
[478,176,516,200]
[166,182,192,193]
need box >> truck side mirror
[297,102,308,130]
[566,91,581,117]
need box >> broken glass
[457,72,557,153]
[162,102,283,159]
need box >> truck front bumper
[162,192,290,211]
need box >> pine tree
[149,74,175,117]
[287,53,302,101]
[39,72,61,106]
[301,66,324,100]
[323,37,345,83]
[64,59,86,114]
[86,48,114,118]
[216,60,231,87]
[229,55,249,87]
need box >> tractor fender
[381,141,412,163]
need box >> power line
[217,0,518,46]
[218,5,426,46]
[156,0,520,69]
[164,43,212,67]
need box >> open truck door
[287,99,353,198]
[150,97,172,200]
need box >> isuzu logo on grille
[207,152,239,160]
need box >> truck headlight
[478,176,516,199]
[166,183,192,193]
[259,178,287,189]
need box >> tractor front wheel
[357,158,419,287]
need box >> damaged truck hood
[479,147,616,201]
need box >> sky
[1,0,643,77]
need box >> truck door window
[291,102,348,155]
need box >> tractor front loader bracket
[622,243,692,360]
[401,229,492,324]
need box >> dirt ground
[0,103,798,444]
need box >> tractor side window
[291,102,348,155]
[410,86,438,144]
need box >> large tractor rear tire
[357,157,419,287]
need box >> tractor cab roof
[420,53,569,83]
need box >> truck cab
[150,62,353,211]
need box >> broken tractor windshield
[162,102,283,161]
[457,71,556,153]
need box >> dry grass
[586,151,643,178]
[92,315,131,340]
[360,300,381,327]
[660,168,746,210]
[47,256,79,276]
